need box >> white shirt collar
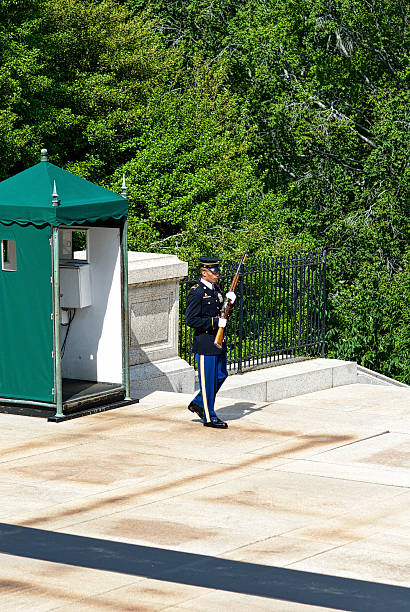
[201,279,214,290]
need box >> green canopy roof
[0,161,128,227]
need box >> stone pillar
[128,252,195,398]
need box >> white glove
[226,291,236,304]
[218,318,227,328]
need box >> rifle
[214,251,247,349]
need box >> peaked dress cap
[199,256,221,271]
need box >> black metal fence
[179,251,326,373]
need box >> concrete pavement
[0,384,409,610]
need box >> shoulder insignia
[189,283,200,291]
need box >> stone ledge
[128,252,188,285]
[218,358,357,402]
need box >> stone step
[130,356,195,399]
[217,358,357,402]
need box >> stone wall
[128,252,195,398]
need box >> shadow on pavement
[0,523,409,611]
[217,401,268,421]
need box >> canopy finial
[52,180,60,207]
[41,148,48,162]
[121,174,127,198]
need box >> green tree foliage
[0,0,262,250]
[127,0,410,381]
[0,0,408,381]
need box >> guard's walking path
[0,384,409,611]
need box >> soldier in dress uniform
[185,257,236,428]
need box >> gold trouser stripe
[200,355,211,422]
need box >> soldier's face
[202,267,219,283]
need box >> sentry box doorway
[0,150,132,421]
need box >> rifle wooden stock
[214,252,247,349]
[214,326,224,349]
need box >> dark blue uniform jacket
[186,282,226,355]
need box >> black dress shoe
[204,418,228,429]
[188,402,204,419]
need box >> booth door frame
[51,220,130,419]
[120,218,131,401]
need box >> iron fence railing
[179,251,326,373]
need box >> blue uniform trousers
[193,353,228,423]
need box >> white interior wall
[61,227,123,384]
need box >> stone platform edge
[357,364,409,387]
[217,358,357,402]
